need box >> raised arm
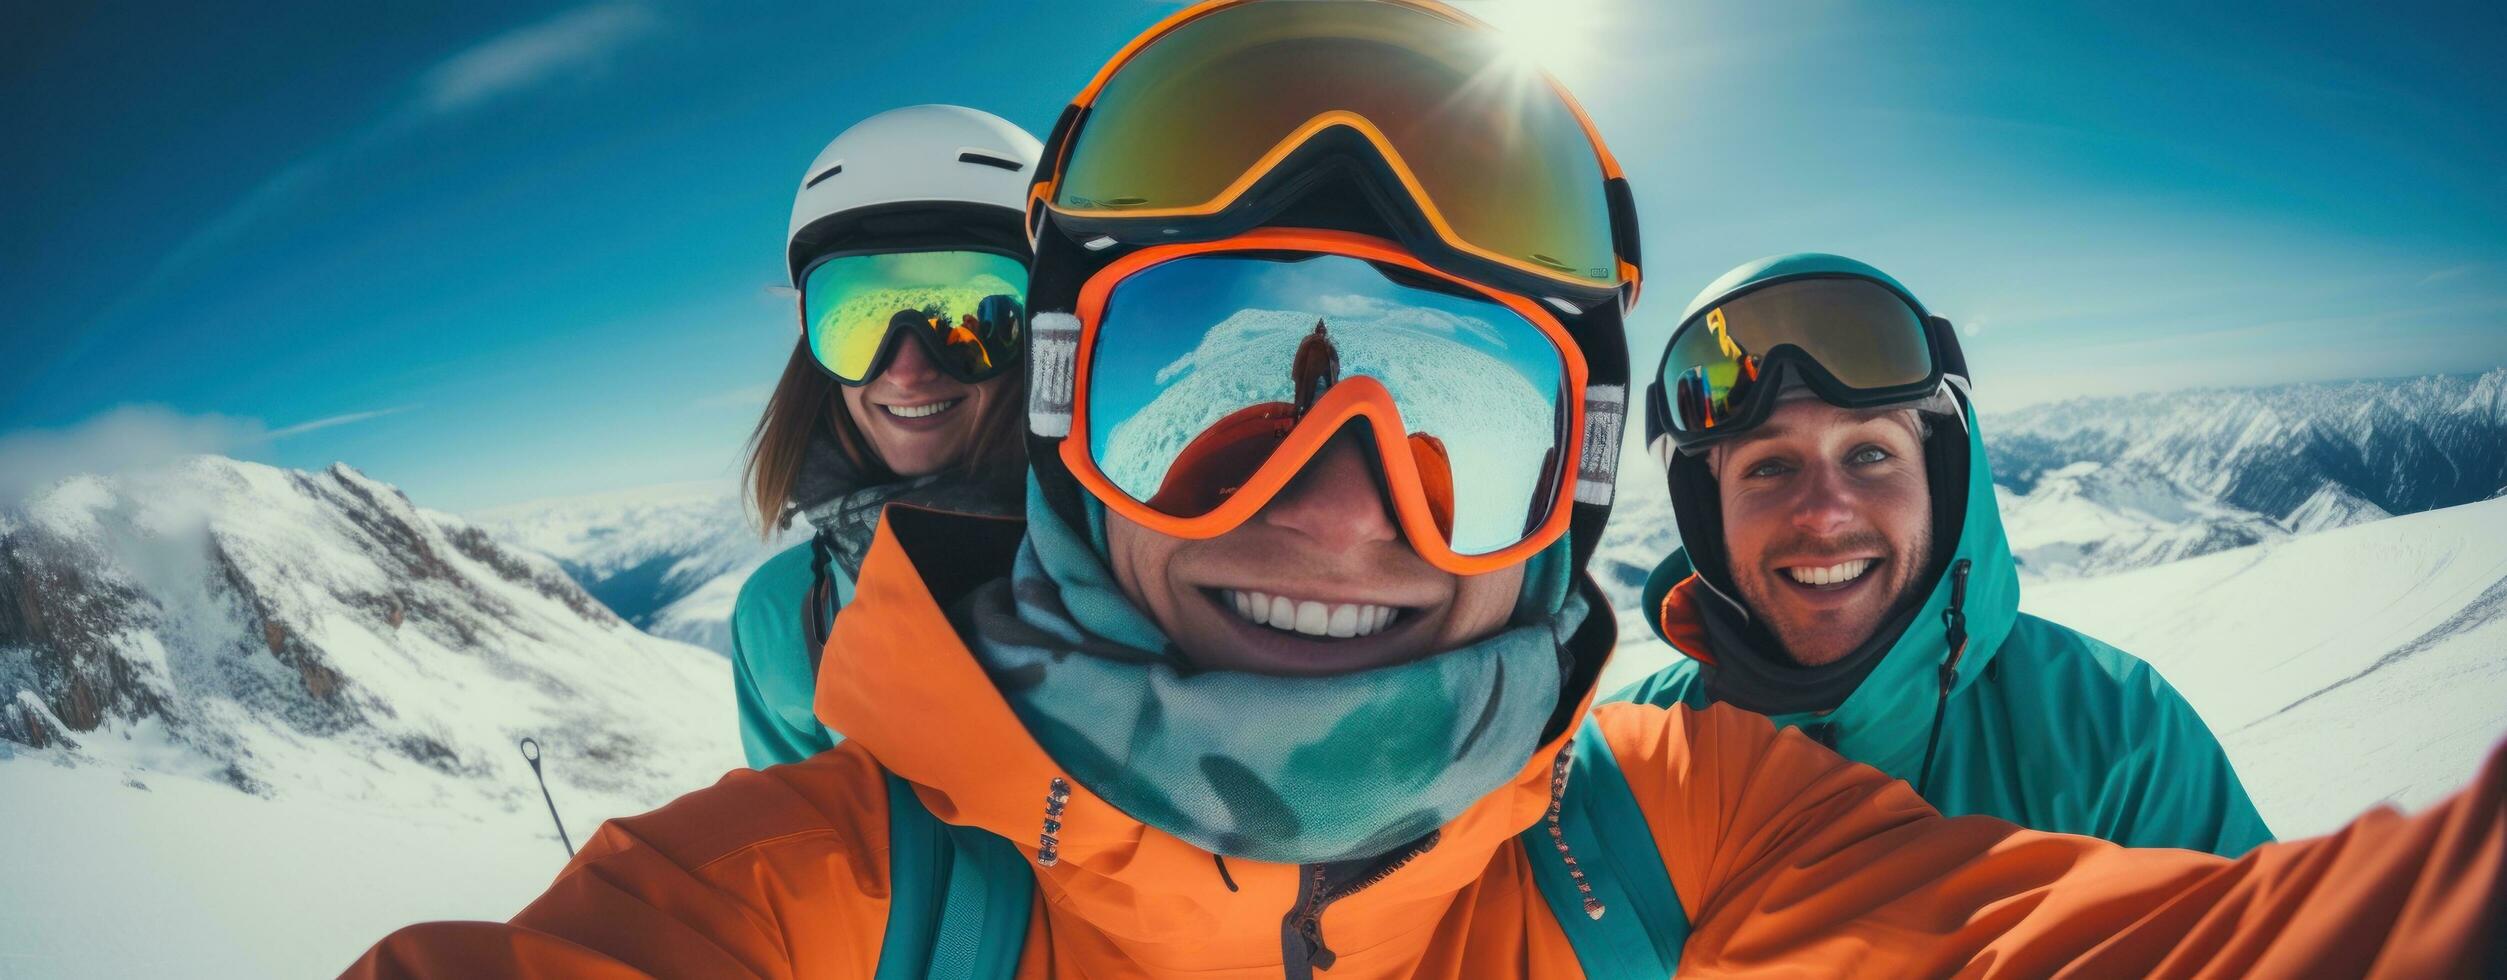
[340,751,896,979]
[1600,702,2503,976]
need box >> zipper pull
[1297,915,1337,970]
[1297,865,1336,970]
[1938,558,1974,690]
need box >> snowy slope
[2025,497,2507,838]
[471,482,788,654]
[0,760,595,978]
[1589,467,1677,613]
[0,458,742,978]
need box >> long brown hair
[742,337,1026,535]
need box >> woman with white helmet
[732,104,1043,767]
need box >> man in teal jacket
[1619,253,2271,855]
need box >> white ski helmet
[786,104,1043,284]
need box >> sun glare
[1466,0,1613,88]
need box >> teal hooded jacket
[1614,398,2272,857]
[731,542,842,768]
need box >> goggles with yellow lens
[1030,0,1643,310]
[799,249,1029,385]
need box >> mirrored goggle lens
[1055,0,1618,288]
[801,250,1030,382]
[1660,277,1932,433]
[1086,252,1570,557]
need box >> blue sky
[4,0,2502,511]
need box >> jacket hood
[1643,393,2022,779]
[816,506,1612,970]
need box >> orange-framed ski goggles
[1029,0,1643,309]
[1055,229,1588,575]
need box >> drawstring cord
[1037,777,1070,867]
[1212,853,1240,892]
[1914,559,1973,797]
[1545,742,1607,920]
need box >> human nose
[1256,429,1400,547]
[882,332,943,386]
[1789,460,1860,538]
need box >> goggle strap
[1575,384,1624,506]
[1029,312,1081,438]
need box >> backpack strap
[874,773,1034,980]
[1523,715,1688,978]
[802,529,857,674]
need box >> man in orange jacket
[347,2,2505,976]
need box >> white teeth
[1221,591,1400,638]
[1327,603,1360,638]
[1294,601,1329,636]
[1787,559,1874,587]
[882,398,962,419]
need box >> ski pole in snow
[518,737,575,857]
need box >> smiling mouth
[1216,588,1405,638]
[880,398,963,419]
[1783,558,1879,590]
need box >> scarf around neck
[963,481,1584,866]
[789,425,1023,578]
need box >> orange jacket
[347,511,2506,978]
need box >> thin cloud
[267,405,419,440]
[2417,262,2483,287]
[417,2,660,115]
[0,406,266,505]
[84,2,662,359]
[0,403,416,505]
[693,384,776,411]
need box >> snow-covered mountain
[471,483,788,654]
[1,457,743,977]
[0,457,737,807]
[1983,369,2507,579]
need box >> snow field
[0,758,594,979]
[2028,496,2507,837]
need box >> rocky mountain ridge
[0,457,735,814]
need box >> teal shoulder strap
[874,774,1033,980]
[1522,716,1688,978]
[832,564,855,606]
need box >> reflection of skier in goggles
[943,312,994,372]
[347,4,2507,977]
[1290,320,1340,418]
[1144,317,1460,537]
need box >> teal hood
[1617,394,2271,855]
